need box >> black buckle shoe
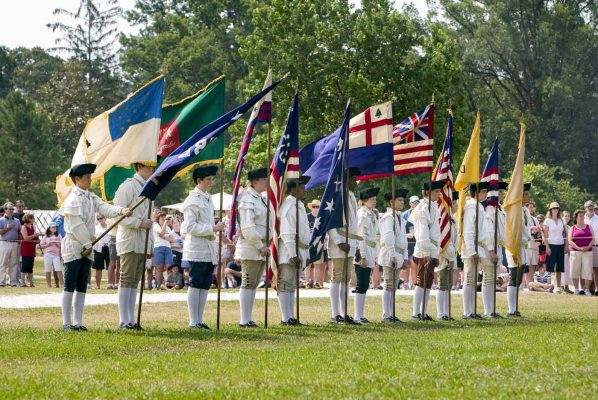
[421,314,434,322]
[74,325,87,331]
[62,324,75,331]
[288,318,302,326]
[473,314,484,319]
[490,312,503,319]
[358,318,370,324]
[463,314,474,320]
[344,315,360,325]
[411,313,422,321]
[507,311,522,317]
[331,315,345,324]
[381,317,395,323]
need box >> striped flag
[227,70,273,240]
[432,113,454,253]
[481,138,500,208]
[268,93,300,271]
[392,104,435,176]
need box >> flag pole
[390,175,397,320]
[216,157,225,330]
[342,167,350,322]
[295,194,300,324]
[474,187,480,318]
[136,200,152,329]
[265,122,272,328]
[421,100,435,321]
[492,200,499,317]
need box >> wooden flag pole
[264,122,272,328]
[492,201,499,317]
[136,200,153,329]
[390,175,397,320]
[342,167,350,322]
[421,181,432,320]
[295,195,301,324]
[474,187,480,318]
[216,158,225,330]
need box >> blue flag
[140,79,283,200]
[308,101,351,262]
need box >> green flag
[99,76,226,200]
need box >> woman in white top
[542,202,568,293]
[152,212,175,289]
[560,211,574,293]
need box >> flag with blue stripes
[481,137,500,207]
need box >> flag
[99,77,226,201]
[454,112,481,252]
[269,93,300,272]
[504,123,526,265]
[54,77,164,205]
[227,70,273,240]
[299,102,394,188]
[139,76,282,200]
[432,113,454,253]
[308,101,351,262]
[481,137,500,208]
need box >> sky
[0,0,429,51]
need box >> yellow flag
[454,112,481,252]
[504,123,526,265]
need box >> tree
[0,46,16,98]
[7,47,63,104]
[47,0,123,83]
[0,92,59,208]
[438,0,598,194]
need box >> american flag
[392,104,435,176]
[432,113,454,253]
[227,70,273,240]
[268,93,300,270]
[481,137,500,208]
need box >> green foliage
[0,92,60,208]
[520,163,592,215]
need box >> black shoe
[351,289,357,293]
[287,318,302,326]
[421,314,434,321]
[462,314,474,320]
[473,314,484,319]
[490,312,503,319]
[381,317,395,323]
[331,315,345,324]
[344,315,360,325]
[281,320,290,326]
[508,311,522,317]
[358,317,370,324]
[246,320,258,328]
[74,325,87,331]
[198,322,210,330]
[411,314,422,321]
[62,324,75,331]
[578,290,585,295]
[441,316,450,321]
[118,322,129,330]
[391,316,403,323]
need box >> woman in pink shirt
[567,210,595,295]
[40,223,63,288]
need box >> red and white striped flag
[432,112,454,253]
[268,93,300,271]
[392,104,435,176]
[227,70,273,240]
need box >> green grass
[0,293,596,399]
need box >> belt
[430,240,439,247]
[298,242,309,250]
[338,229,362,241]
[366,240,377,248]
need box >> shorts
[546,244,565,273]
[413,256,438,289]
[64,257,91,293]
[43,254,62,272]
[526,248,539,266]
[353,265,372,294]
[21,256,34,273]
[108,236,119,262]
[569,250,593,280]
[153,246,173,267]
[188,261,215,290]
[92,246,110,270]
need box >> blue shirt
[0,216,21,241]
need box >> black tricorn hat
[384,188,409,202]
[422,181,445,191]
[248,167,268,180]
[348,167,362,177]
[498,181,509,190]
[469,181,490,192]
[286,176,310,191]
[523,182,532,191]
[69,163,96,178]
[192,165,218,181]
[359,187,380,201]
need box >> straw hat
[548,201,560,210]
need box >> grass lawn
[0,291,596,399]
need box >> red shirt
[20,225,37,257]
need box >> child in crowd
[40,223,63,288]
[163,265,184,290]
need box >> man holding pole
[409,181,443,321]
[436,191,458,321]
[60,163,131,331]
[181,166,223,329]
[113,162,155,330]
[328,167,360,325]
[461,182,492,319]
[378,188,408,323]
[276,176,310,325]
[354,187,380,323]
[235,167,269,328]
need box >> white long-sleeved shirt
[113,174,153,256]
[181,187,217,264]
[356,206,379,268]
[277,195,311,267]
[234,186,269,261]
[377,208,408,267]
[60,186,123,263]
[327,191,359,259]
[92,224,111,252]
[484,205,505,256]
[461,198,489,259]
[409,198,441,258]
